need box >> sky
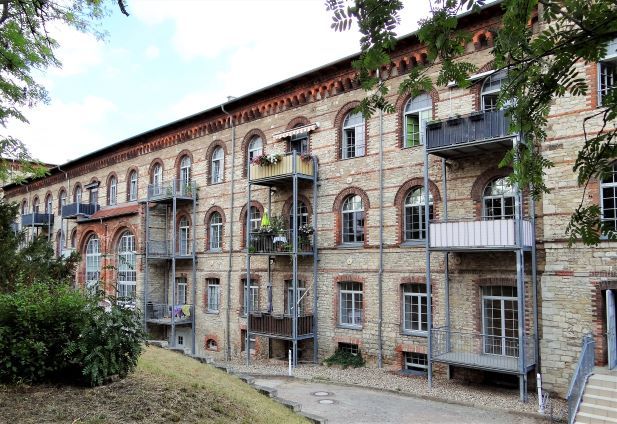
[8,0,431,165]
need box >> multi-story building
[3,2,617,403]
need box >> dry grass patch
[0,346,307,423]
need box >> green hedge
[0,283,145,386]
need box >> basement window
[403,352,428,374]
[337,342,359,356]
[177,335,184,346]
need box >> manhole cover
[318,399,335,405]
[312,391,331,397]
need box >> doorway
[607,289,616,370]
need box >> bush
[0,282,145,386]
[323,348,365,369]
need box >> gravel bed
[217,358,566,421]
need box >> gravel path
[217,358,566,421]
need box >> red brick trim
[393,178,441,244]
[394,90,440,148]
[109,225,140,254]
[333,101,369,160]
[205,140,228,185]
[204,334,220,352]
[241,128,267,177]
[239,200,264,248]
[148,158,164,183]
[174,149,194,180]
[125,167,139,201]
[285,116,310,130]
[281,194,312,228]
[470,166,512,218]
[204,205,226,251]
[472,29,496,51]
[332,186,371,246]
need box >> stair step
[579,403,617,419]
[586,385,617,398]
[589,374,617,389]
[584,394,617,408]
[576,412,617,424]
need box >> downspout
[377,69,384,368]
[221,99,236,361]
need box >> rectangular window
[241,330,256,352]
[176,277,187,305]
[242,279,258,315]
[403,352,428,373]
[338,342,359,355]
[89,188,98,205]
[285,280,306,316]
[129,178,138,201]
[342,210,365,244]
[177,335,184,346]
[343,127,365,159]
[207,279,220,312]
[288,135,308,154]
[599,60,617,106]
[405,114,420,147]
[482,286,518,357]
[405,204,433,241]
[339,281,363,327]
[403,284,428,333]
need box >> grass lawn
[0,346,308,423]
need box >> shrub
[323,348,365,369]
[0,282,145,386]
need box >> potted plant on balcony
[297,224,314,251]
[251,153,282,166]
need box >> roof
[80,203,139,221]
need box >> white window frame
[286,280,306,316]
[209,212,223,251]
[108,176,117,206]
[248,136,263,163]
[339,281,363,328]
[481,69,507,111]
[403,187,433,242]
[402,283,428,334]
[176,277,188,305]
[178,217,190,256]
[243,279,259,315]
[598,38,617,106]
[481,286,518,357]
[211,147,224,184]
[249,206,261,231]
[342,112,365,159]
[403,94,432,148]
[152,164,163,193]
[85,235,100,293]
[60,191,67,210]
[180,156,191,186]
[117,232,136,302]
[600,163,617,233]
[129,171,138,201]
[403,352,428,373]
[207,278,220,312]
[482,177,515,220]
[75,186,82,203]
[342,195,364,244]
[45,195,53,214]
[290,201,309,231]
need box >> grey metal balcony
[145,303,193,325]
[21,213,54,227]
[249,312,313,339]
[249,229,314,255]
[147,179,196,202]
[431,327,536,374]
[146,240,193,259]
[61,203,99,219]
[426,110,514,158]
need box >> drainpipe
[221,98,236,361]
[377,69,384,368]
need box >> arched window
[32,197,39,213]
[74,185,82,203]
[56,230,64,256]
[85,235,100,292]
[342,112,365,159]
[179,156,191,185]
[483,177,515,220]
[249,206,261,231]
[404,187,433,241]
[117,231,136,301]
[481,70,507,111]
[151,163,163,187]
[178,217,190,256]
[404,94,432,148]
[45,194,53,214]
[21,199,28,215]
[211,147,224,184]
[342,195,364,244]
[108,176,117,206]
[601,162,617,232]
[209,212,223,250]
[289,201,308,230]
[248,136,263,163]
[128,170,138,201]
[59,190,67,211]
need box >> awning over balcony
[272,123,319,140]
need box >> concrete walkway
[253,377,547,424]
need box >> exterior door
[482,286,518,357]
[608,289,617,370]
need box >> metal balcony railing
[147,240,193,258]
[426,109,513,152]
[431,327,536,373]
[249,153,314,182]
[249,229,313,254]
[249,312,313,338]
[21,213,54,227]
[145,303,193,324]
[566,334,596,424]
[147,179,197,201]
[61,203,99,219]
[430,218,533,250]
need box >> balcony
[21,213,54,227]
[429,218,533,251]
[146,240,193,259]
[147,179,196,202]
[145,303,193,325]
[249,229,313,255]
[249,312,314,339]
[431,327,536,374]
[61,203,99,219]
[426,110,514,158]
[249,153,314,184]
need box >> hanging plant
[251,153,282,166]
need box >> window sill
[208,248,223,253]
[401,144,424,150]
[400,241,425,248]
[337,243,364,250]
[340,155,366,161]
[337,324,363,331]
[402,330,428,338]
[209,181,225,186]
[206,310,219,315]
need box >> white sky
[8,0,431,165]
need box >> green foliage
[0,282,145,386]
[323,348,366,369]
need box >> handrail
[566,334,595,424]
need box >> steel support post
[424,148,433,389]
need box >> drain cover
[312,391,331,397]
[318,399,335,405]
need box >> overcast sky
[8,0,430,165]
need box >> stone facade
[4,3,616,398]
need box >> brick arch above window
[239,200,264,247]
[241,128,267,177]
[281,194,313,228]
[110,226,139,254]
[332,186,370,246]
[204,205,226,251]
[285,116,310,130]
[394,178,441,244]
[148,158,164,182]
[174,149,194,179]
[395,90,439,148]
[78,230,99,255]
[205,140,227,184]
[333,101,368,160]
[470,167,513,202]
[472,29,496,51]
[125,166,139,201]
[471,61,495,110]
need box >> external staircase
[575,370,617,424]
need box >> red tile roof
[86,203,139,221]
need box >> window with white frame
[89,186,98,205]
[482,286,518,357]
[403,94,432,147]
[601,162,617,233]
[209,212,223,250]
[85,235,100,293]
[289,201,308,231]
[481,69,507,111]
[248,136,263,163]
[108,176,117,206]
[178,217,190,256]
[151,163,163,195]
[338,342,359,355]
[285,280,306,316]
[74,186,82,203]
[482,177,515,220]
[403,352,428,373]
[211,146,224,184]
[599,38,617,106]
[117,232,136,301]
[242,279,258,315]
[342,195,364,244]
[207,278,220,312]
[249,206,261,231]
[402,283,428,333]
[404,187,433,241]
[45,195,53,214]
[339,281,363,327]
[288,130,308,154]
[342,111,365,159]
[128,171,138,201]
[180,156,191,186]
[59,190,67,210]
[176,277,188,305]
